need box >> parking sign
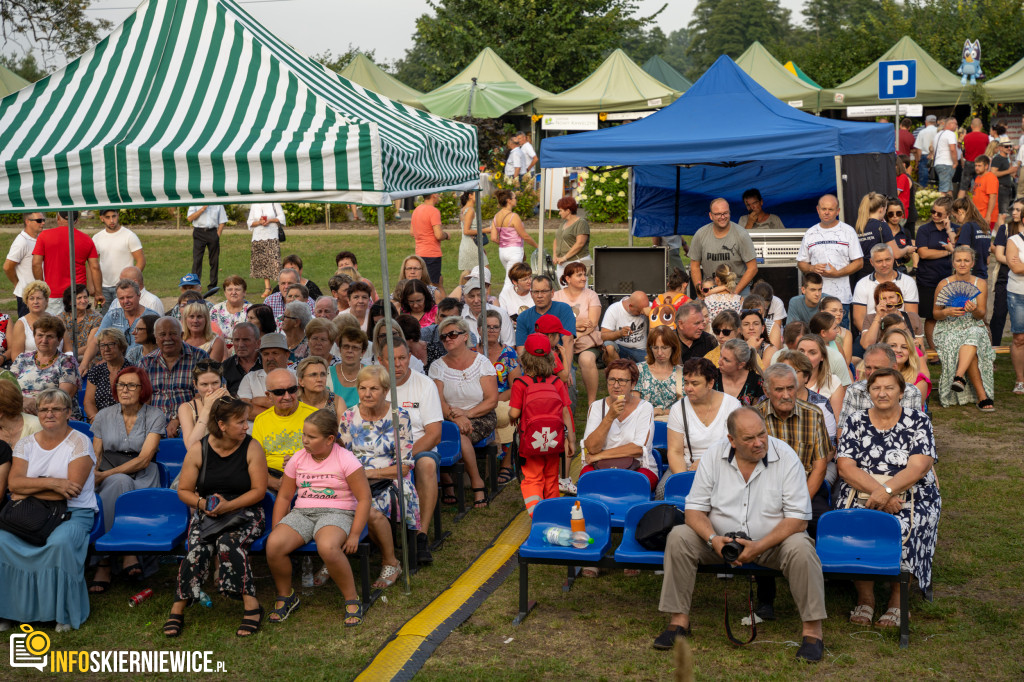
[879,60,917,100]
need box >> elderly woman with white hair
[281,301,312,364]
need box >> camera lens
[721,541,742,563]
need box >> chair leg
[358,541,372,610]
[430,496,450,551]
[899,572,911,648]
[512,559,535,625]
[452,461,467,522]
[487,445,498,499]
[564,564,580,592]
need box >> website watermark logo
[9,625,50,671]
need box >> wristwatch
[706,533,718,548]
[883,485,894,496]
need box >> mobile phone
[205,496,219,512]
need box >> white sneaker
[55,623,72,633]
[559,477,577,495]
[1014,382,1024,395]
[0,619,14,632]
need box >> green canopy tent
[422,46,553,118]
[821,36,967,109]
[734,41,821,111]
[642,55,692,92]
[421,80,536,119]
[785,61,822,89]
[0,0,481,592]
[0,63,30,97]
[338,52,424,109]
[533,49,679,114]
[981,55,1024,102]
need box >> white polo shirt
[684,436,812,541]
[851,271,920,315]
[796,222,864,304]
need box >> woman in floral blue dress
[338,365,418,590]
[835,368,940,630]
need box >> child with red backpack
[509,333,576,516]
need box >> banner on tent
[542,114,598,131]
[605,111,656,121]
[847,104,923,118]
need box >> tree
[620,25,667,66]
[0,51,46,82]
[661,28,694,77]
[686,0,793,77]
[315,45,380,74]
[1,0,111,68]
[393,0,665,93]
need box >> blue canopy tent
[539,56,895,241]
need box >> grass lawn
[2,222,1023,679]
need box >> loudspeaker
[753,264,802,305]
[593,247,668,296]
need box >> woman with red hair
[87,366,165,591]
[553,196,590,283]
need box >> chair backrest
[577,469,652,523]
[89,492,105,543]
[816,509,903,567]
[653,420,668,453]
[110,488,189,530]
[526,497,611,546]
[155,438,188,485]
[69,420,93,439]
[622,500,684,530]
[663,471,696,503]
[437,421,461,460]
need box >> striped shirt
[140,343,209,423]
[756,398,831,474]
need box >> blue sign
[878,60,917,100]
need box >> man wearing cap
[140,317,209,436]
[600,290,649,364]
[186,204,227,290]
[32,210,103,315]
[913,115,938,188]
[168,273,213,320]
[223,321,262,395]
[238,332,294,422]
[514,274,576,352]
[461,276,515,347]
[252,367,317,491]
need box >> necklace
[35,353,57,369]
[339,364,358,383]
[310,449,332,463]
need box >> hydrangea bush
[577,167,629,223]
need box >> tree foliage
[685,0,792,77]
[315,45,380,74]
[0,50,46,82]
[1,0,111,67]
[660,28,694,77]
[393,0,665,93]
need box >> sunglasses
[268,385,299,396]
[701,287,712,293]
[27,218,45,223]
[931,210,946,217]
[440,330,467,341]
[197,360,222,370]
[712,327,734,335]
[886,211,904,218]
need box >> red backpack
[515,375,566,458]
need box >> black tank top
[197,434,252,501]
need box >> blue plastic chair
[816,509,903,576]
[437,421,462,468]
[69,420,93,439]
[76,387,86,417]
[89,493,105,544]
[249,492,279,552]
[614,501,684,565]
[652,421,668,454]
[518,497,611,563]
[650,449,667,478]
[576,469,652,528]
[663,471,696,504]
[93,489,190,553]
[154,461,170,488]
[155,438,187,486]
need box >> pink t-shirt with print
[284,443,363,510]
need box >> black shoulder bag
[0,496,70,546]
[196,439,249,542]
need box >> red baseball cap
[524,333,552,356]
[535,314,571,336]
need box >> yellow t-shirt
[251,402,317,472]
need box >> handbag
[0,497,70,546]
[100,450,140,478]
[277,224,286,243]
[592,399,642,471]
[195,439,249,543]
[844,472,914,544]
[635,503,685,551]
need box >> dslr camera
[720,531,751,563]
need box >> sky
[66,0,808,66]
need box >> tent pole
[627,168,634,246]
[894,100,900,153]
[68,212,78,355]
[475,189,487,361]
[538,168,545,269]
[378,206,412,595]
[834,155,845,223]
[326,203,331,230]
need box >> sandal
[373,562,402,589]
[236,605,264,638]
[312,566,332,588]
[875,606,901,629]
[849,603,874,626]
[472,487,488,509]
[268,590,300,623]
[123,560,143,580]
[442,485,457,506]
[977,398,995,412]
[951,375,967,393]
[89,561,112,593]
[496,467,515,486]
[581,567,599,578]
[260,288,273,299]
[344,599,363,627]
[163,613,185,638]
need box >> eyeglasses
[340,343,363,352]
[440,330,467,341]
[607,377,632,385]
[712,327,734,335]
[268,385,299,396]
[701,287,712,293]
[282,315,298,321]
[98,342,119,350]
[710,211,729,218]
[39,407,68,415]
[886,211,904,218]
[116,382,141,391]
[931,210,946,217]
[486,325,501,332]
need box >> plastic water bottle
[570,501,591,549]
[198,591,213,608]
[545,527,573,546]
[301,557,315,588]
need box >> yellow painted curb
[355,511,530,681]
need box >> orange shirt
[972,171,999,223]
[410,204,443,258]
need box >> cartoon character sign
[648,303,677,329]
[958,39,983,85]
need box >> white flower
[578,194,588,201]
[606,195,613,202]
[617,191,625,197]
[622,171,629,179]
[579,171,589,180]
[595,189,603,196]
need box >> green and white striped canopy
[0,0,479,211]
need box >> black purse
[100,450,140,478]
[635,503,685,551]
[0,497,70,546]
[277,224,286,243]
[195,440,249,542]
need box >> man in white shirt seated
[851,244,920,333]
[654,407,826,662]
[238,333,294,423]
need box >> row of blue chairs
[515,495,911,648]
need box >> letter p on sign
[878,59,916,100]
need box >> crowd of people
[0,172,1015,656]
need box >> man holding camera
[654,408,826,662]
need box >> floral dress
[634,362,681,410]
[59,310,102,360]
[703,293,742,319]
[338,405,420,530]
[11,352,83,420]
[209,301,250,351]
[933,278,994,406]
[491,345,520,393]
[835,408,941,590]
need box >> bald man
[251,367,316,491]
[687,197,758,296]
[796,194,863,326]
[600,290,650,363]
[109,265,165,315]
